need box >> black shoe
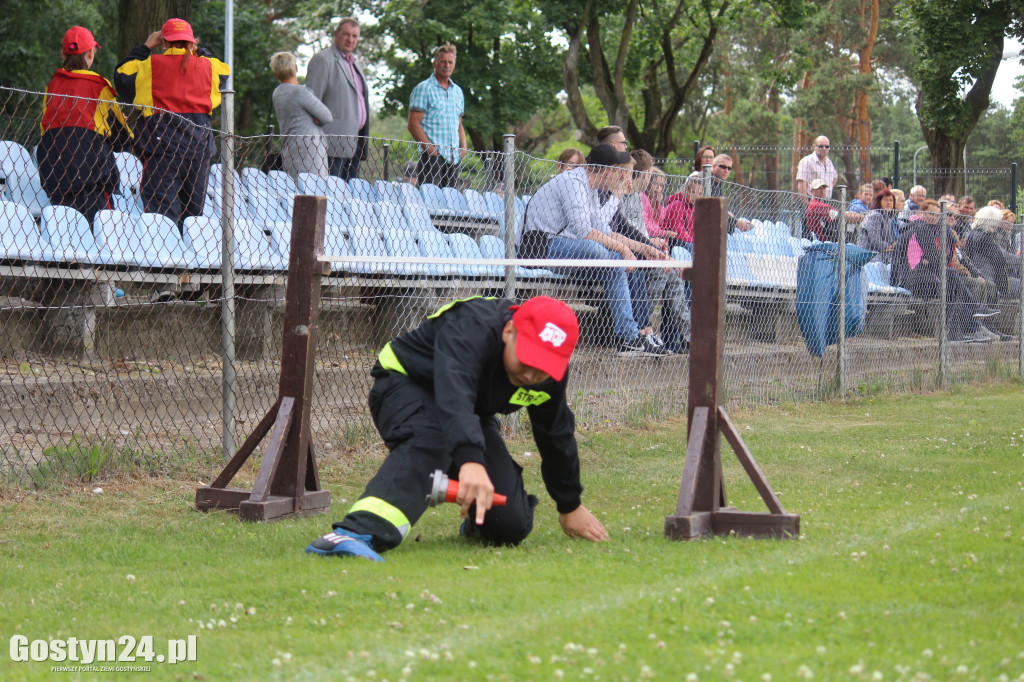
[973,305,1001,319]
[617,337,650,357]
[641,334,673,356]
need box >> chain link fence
[1,84,1022,487]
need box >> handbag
[518,230,550,259]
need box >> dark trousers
[48,189,110,227]
[140,154,209,231]
[337,368,537,552]
[906,267,979,336]
[328,156,361,181]
[418,151,461,188]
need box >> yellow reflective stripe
[349,497,411,539]
[427,295,497,319]
[509,388,551,407]
[377,342,407,375]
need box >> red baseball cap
[510,296,579,382]
[161,18,196,43]
[63,26,99,55]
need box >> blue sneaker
[305,529,384,562]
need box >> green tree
[364,0,565,153]
[900,0,1023,195]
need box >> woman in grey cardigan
[857,188,900,263]
[270,52,333,180]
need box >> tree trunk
[118,0,193,61]
[854,0,879,182]
[919,127,965,197]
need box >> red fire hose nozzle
[426,469,507,507]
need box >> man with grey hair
[795,135,838,198]
[907,185,927,211]
[306,17,371,181]
[408,44,466,188]
[708,153,751,233]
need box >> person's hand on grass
[559,505,609,541]
[457,462,495,526]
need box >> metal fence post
[382,144,391,181]
[836,186,847,395]
[220,3,237,460]
[1011,162,1017,215]
[702,164,712,195]
[502,133,517,299]
[938,200,949,387]
[893,140,900,190]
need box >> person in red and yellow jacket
[38,26,131,225]
[114,19,229,230]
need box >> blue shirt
[409,74,465,165]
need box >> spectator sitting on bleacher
[516,143,669,357]
[38,26,132,225]
[693,145,715,173]
[613,149,690,353]
[641,167,667,236]
[556,148,585,174]
[963,205,1021,301]
[270,51,333,181]
[660,171,702,249]
[115,19,230,231]
[804,178,838,241]
[892,199,1000,343]
[857,188,900,263]
[847,183,872,212]
[708,154,751,233]
[999,209,1018,256]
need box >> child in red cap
[307,296,609,561]
[38,26,132,224]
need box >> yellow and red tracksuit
[38,69,130,224]
[115,45,230,227]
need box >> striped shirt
[796,152,838,198]
[409,74,464,165]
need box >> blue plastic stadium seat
[0,140,36,178]
[670,246,693,265]
[247,191,292,225]
[182,216,221,269]
[399,182,427,209]
[484,191,504,217]
[384,227,429,276]
[42,205,106,265]
[136,212,192,269]
[234,219,286,271]
[114,151,143,197]
[446,232,497,277]
[112,193,143,215]
[324,199,352,228]
[420,183,453,218]
[348,177,380,203]
[9,166,49,219]
[347,225,391,275]
[298,173,350,201]
[0,201,44,261]
[268,170,299,196]
[349,199,382,230]
[375,201,408,231]
[322,224,352,274]
[479,234,551,279]
[441,187,472,218]
[725,251,759,287]
[464,189,495,220]
[416,229,460,277]
[94,209,139,267]
[404,203,436,232]
[375,180,405,206]
[240,167,275,197]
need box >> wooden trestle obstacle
[196,196,331,521]
[664,197,800,540]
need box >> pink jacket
[660,192,695,243]
[640,192,666,238]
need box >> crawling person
[306,296,609,561]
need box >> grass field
[2,382,1023,681]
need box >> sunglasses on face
[717,164,732,171]
[816,144,830,149]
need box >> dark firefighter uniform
[114,45,229,228]
[335,296,585,551]
[38,69,131,225]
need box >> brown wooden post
[195,196,332,521]
[665,197,800,540]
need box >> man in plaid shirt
[407,44,466,188]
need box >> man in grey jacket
[305,18,370,180]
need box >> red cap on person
[509,296,579,382]
[161,18,196,43]
[63,26,99,55]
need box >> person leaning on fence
[270,52,333,182]
[304,18,370,181]
[891,199,1000,343]
[708,153,751,233]
[963,205,1022,305]
[38,26,132,225]
[305,295,610,562]
[857,188,900,263]
[516,144,668,357]
[114,19,229,231]
[804,178,838,241]
[407,44,466,189]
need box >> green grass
[2,383,1024,681]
